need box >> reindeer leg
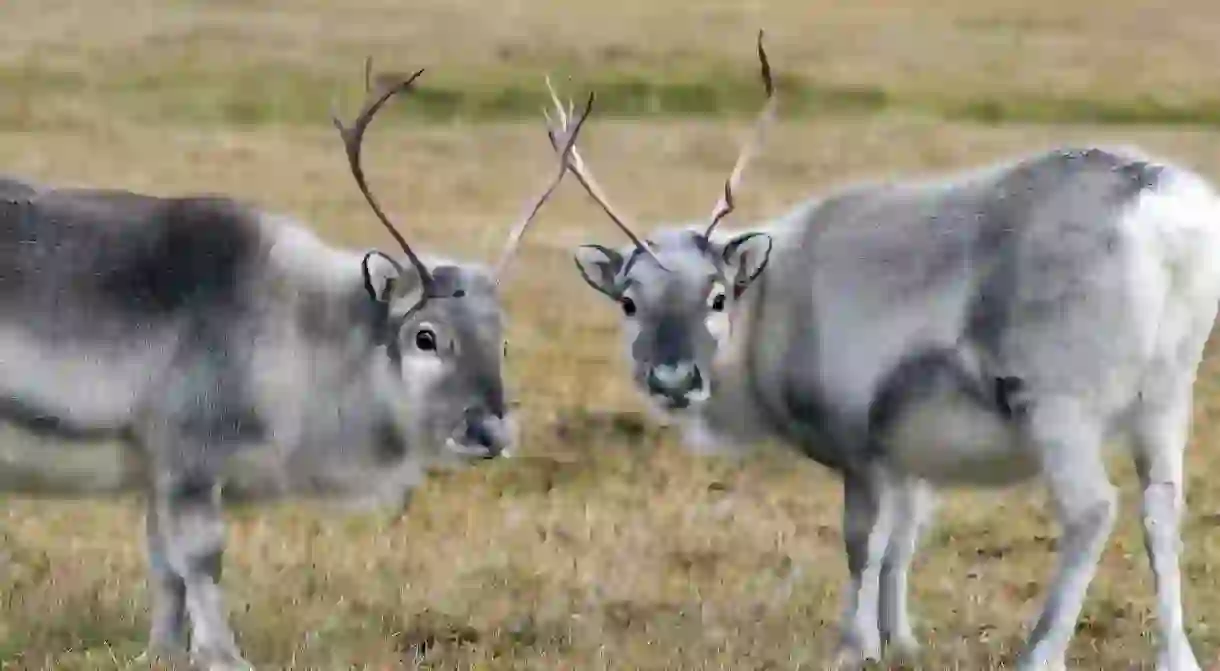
[142,493,190,662]
[832,465,892,669]
[154,466,251,671]
[1017,399,1116,671]
[1131,382,1202,671]
[878,474,935,661]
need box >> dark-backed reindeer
[552,30,1217,671]
[0,63,593,670]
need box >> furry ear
[720,231,772,297]
[361,250,406,303]
[573,244,626,299]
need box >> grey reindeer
[0,62,592,670]
[547,30,1219,671]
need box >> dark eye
[414,328,437,351]
[710,293,726,312]
[621,297,637,317]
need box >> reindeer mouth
[444,436,499,459]
[442,413,513,460]
[657,394,691,410]
[649,384,710,412]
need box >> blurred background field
[3,1,1220,668]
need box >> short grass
[9,0,1220,128]
[3,1,1220,669]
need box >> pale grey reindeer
[547,31,1220,671]
[0,62,593,670]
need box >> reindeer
[548,30,1219,671]
[0,62,593,670]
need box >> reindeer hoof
[1156,648,1202,671]
[883,633,921,664]
[828,643,879,671]
[190,648,254,671]
[1014,657,1067,671]
[136,645,190,669]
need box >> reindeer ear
[573,244,626,299]
[361,251,405,303]
[720,231,772,296]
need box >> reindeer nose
[462,423,500,457]
[647,362,702,397]
[461,407,506,458]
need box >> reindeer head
[332,59,593,462]
[550,32,777,419]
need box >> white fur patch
[0,328,177,428]
[706,311,731,349]
[397,352,449,429]
[263,214,363,293]
[1119,163,1220,396]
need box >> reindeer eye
[708,282,728,312]
[620,296,637,317]
[414,328,437,351]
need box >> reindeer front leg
[143,495,189,661]
[154,466,251,671]
[832,466,893,669]
[878,475,935,661]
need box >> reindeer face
[573,228,771,419]
[365,257,514,463]
[327,54,593,468]
[541,31,778,423]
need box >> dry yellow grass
[3,2,1220,669]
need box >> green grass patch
[7,59,1220,129]
[937,93,1220,126]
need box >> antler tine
[493,90,596,280]
[705,29,778,238]
[542,76,665,267]
[330,61,434,289]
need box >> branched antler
[493,90,597,280]
[331,57,434,291]
[333,58,614,303]
[704,29,777,238]
[543,77,665,268]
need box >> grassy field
[4,1,1220,668]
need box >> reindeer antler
[493,90,597,280]
[704,30,777,238]
[542,77,665,268]
[331,57,434,291]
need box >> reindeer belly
[0,327,178,494]
[869,348,1041,487]
[0,428,148,495]
[876,389,1039,486]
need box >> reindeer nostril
[464,421,493,447]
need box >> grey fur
[573,145,1219,670]
[0,178,515,669]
